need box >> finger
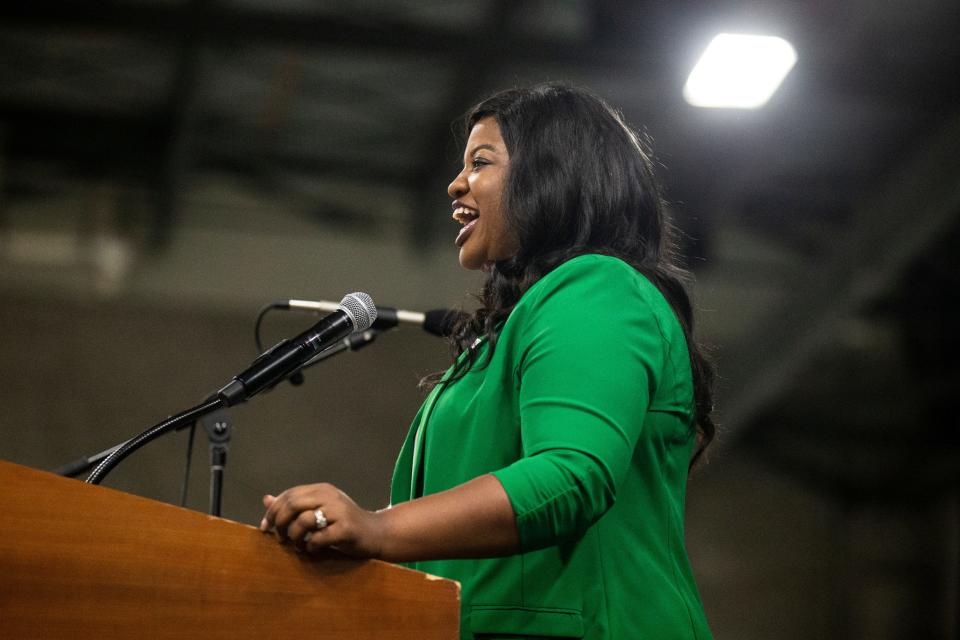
[259,494,277,530]
[273,491,326,540]
[287,509,321,543]
[304,522,342,553]
[262,490,288,528]
[266,490,299,538]
[263,484,339,540]
[272,494,306,538]
[272,485,337,533]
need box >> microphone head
[339,292,377,330]
[423,308,468,337]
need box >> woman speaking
[260,84,716,640]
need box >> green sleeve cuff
[492,450,614,551]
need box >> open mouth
[453,206,480,247]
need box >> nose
[448,168,468,199]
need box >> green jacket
[390,255,712,639]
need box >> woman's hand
[259,483,388,558]
[259,474,518,563]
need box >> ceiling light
[683,33,797,109]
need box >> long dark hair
[423,84,716,468]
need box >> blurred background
[1,1,958,638]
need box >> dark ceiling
[1,0,958,501]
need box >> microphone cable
[255,301,288,353]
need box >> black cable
[179,421,196,508]
[254,302,287,353]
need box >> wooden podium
[0,461,459,639]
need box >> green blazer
[390,255,712,640]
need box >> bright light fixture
[683,33,797,109]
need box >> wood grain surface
[0,460,459,639]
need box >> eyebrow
[468,143,500,157]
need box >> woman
[260,84,715,639]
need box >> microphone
[218,292,377,406]
[285,299,464,337]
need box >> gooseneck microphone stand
[56,398,236,516]
[58,331,383,513]
[85,396,225,486]
[76,292,377,507]
[51,442,127,478]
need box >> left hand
[259,483,388,558]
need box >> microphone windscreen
[423,308,468,337]
[340,292,377,330]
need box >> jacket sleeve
[491,258,668,551]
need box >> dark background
[1,2,958,638]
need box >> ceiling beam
[0,104,167,178]
[0,1,643,70]
[0,103,418,192]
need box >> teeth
[452,206,479,224]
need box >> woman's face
[447,117,518,270]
